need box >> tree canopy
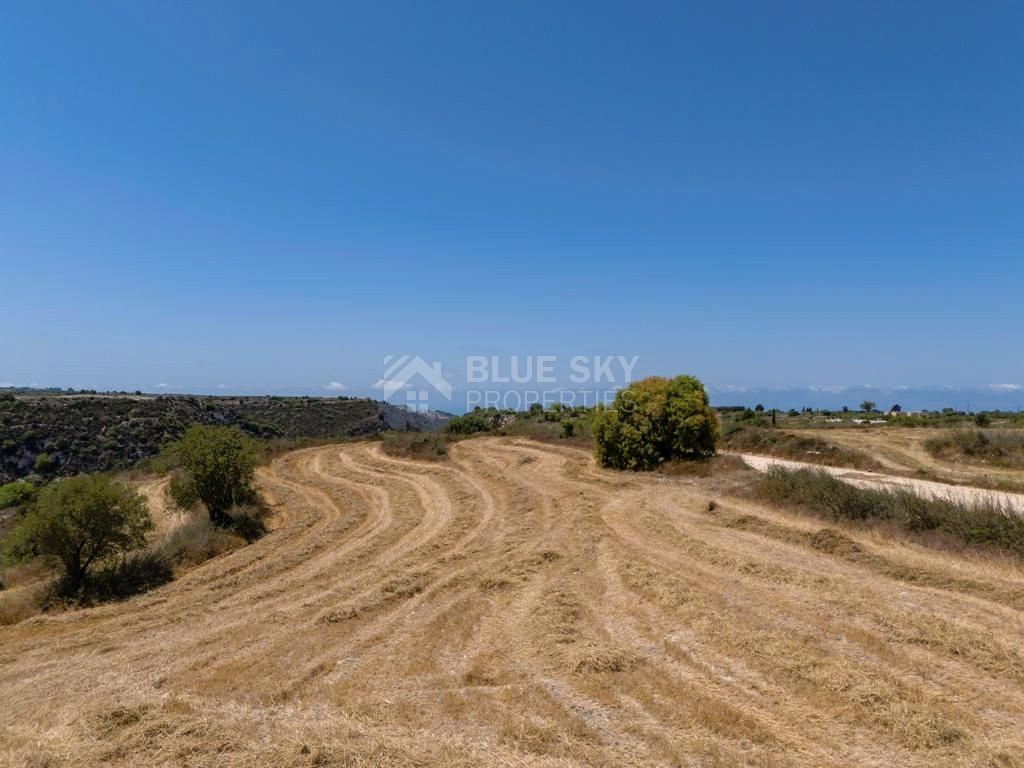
[594,375,718,470]
[4,474,152,596]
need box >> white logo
[381,356,453,412]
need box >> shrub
[925,429,1024,468]
[3,475,152,599]
[83,551,174,602]
[33,452,54,474]
[158,517,245,567]
[594,375,718,470]
[445,411,497,436]
[0,480,36,509]
[168,425,259,527]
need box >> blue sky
[1,2,1022,410]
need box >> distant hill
[0,392,447,482]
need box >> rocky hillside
[0,393,445,482]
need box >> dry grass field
[2,437,1024,767]
[791,427,1024,491]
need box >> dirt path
[737,452,1024,513]
[2,438,1024,766]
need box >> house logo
[381,355,452,412]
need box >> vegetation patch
[757,466,1024,556]
[925,429,1024,469]
[0,393,439,483]
[595,375,718,470]
[380,431,449,461]
[723,427,882,470]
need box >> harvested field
[2,438,1024,767]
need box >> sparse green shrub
[594,375,718,470]
[562,420,575,438]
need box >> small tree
[890,404,902,413]
[171,425,258,527]
[860,401,876,413]
[4,475,152,597]
[594,375,718,470]
[754,404,765,412]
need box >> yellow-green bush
[594,375,718,470]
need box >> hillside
[0,393,443,482]
[2,438,1023,766]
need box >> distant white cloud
[323,381,349,391]
[808,385,846,394]
[989,383,1024,392]
[156,383,170,389]
[216,384,229,390]
[0,382,12,388]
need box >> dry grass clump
[157,516,247,567]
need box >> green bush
[445,411,499,435]
[594,375,718,470]
[167,425,259,527]
[0,480,36,509]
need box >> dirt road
[2,438,1024,766]
[737,452,1024,514]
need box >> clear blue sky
[2,2,1022,408]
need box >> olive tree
[4,474,152,596]
[594,375,718,470]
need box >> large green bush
[594,375,718,470]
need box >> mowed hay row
[2,438,1024,767]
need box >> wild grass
[724,427,881,470]
[925,429,1024,468]
[758,466,1024,555]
